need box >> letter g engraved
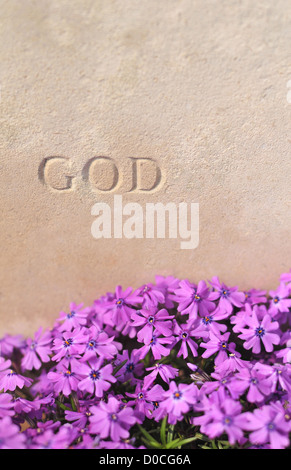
[38,156,75,191]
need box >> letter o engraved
[38,157,75,191]
[83,156,119,192]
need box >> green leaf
[70,394,77,412]
[220,441,231,447]
[194,432,209,441]
[137,424,160,447]
[166,437,182,449]
[113,359,128,376]
[55,400,71,411]
[166,435,199,449]
[211,440,217,449]
[200,444,211,449]
[160,416,167,445]
[173,436,199,448]
[167,424,175,443]
[141,438,162,449]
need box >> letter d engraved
[38,157,75,191]
[129,158,162,192]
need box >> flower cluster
[0,272,291,449]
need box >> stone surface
[0,0,291,336]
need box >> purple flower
[114,349,144,383]
[238,311,280,354]
[160,381,198,424]
[209,276,245,315]
[268,282,291,318]
[118,320,137,339]
[13,396,38,415]
[243,288,267,305]
[13,393,54,416]
[151,398,168,422]
[230,303,253,333]
[144,363,179,388]
[188,309,227,339]
[57,302,88,331]
[230,367,272,403]
[89,396,137,441]
[0,393,15,418]
[276,331,291,363]
[77,358,116,397]
[100,439,145,449]
[155,275,180,308]
[65,406,93,430]
[0,357,12,375]
[280,269,291,283]
[192,390,223,430]
[81,324,119,361]
[73,434,100,449]
[21,327,52,370]
[171,279,216,321]
[136,333,174,360]
[47,363,81,396]
[214,351,249,375]
[126,382,164,417]
[30,369,55,395]
[253,362,291,395]
[173,321,199,358]
[0,417,26,449]
[0,367,33,392]
[131,307,174,343]
[106,285,141,327]
[52,328,87,362]
[29,424,78,449]
[134,283,165,308]
[1,273,291,449]
[243,404,290,449]
[201,372,241,400]
[25,420,61,439]
[0,334,25,357]
[200,331,237,365]
[194,397,248,445]
[269,401,291,435]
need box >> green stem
[167,424,175,443]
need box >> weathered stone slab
[0,0,291,335]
